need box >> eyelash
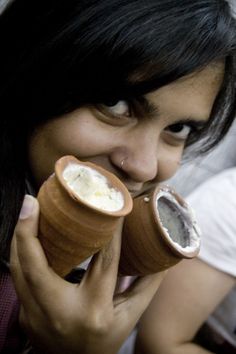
[105,100,132,117]
[165,121,203,141]
[98,97,155,120]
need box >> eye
[165,123,192,140]
[104,100,131,117]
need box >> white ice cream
[63,163,124,211]
[156,188,201,254]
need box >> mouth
[128,182,158,198]
[129,190,143,198]
[127,185,153,198]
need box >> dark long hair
[0,0,236,267]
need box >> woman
[0,0,236,353]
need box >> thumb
[16,194,39,236]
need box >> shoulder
[186,168,236,277]
[187,167,236,220]
[187,167,236,201]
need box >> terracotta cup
[37,155,133,277]
[119,185,201,276]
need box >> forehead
[146,62,225,121]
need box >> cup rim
[150,185,200,259]
[54,155,133,217]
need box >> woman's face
[29,63,224,197]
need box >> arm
[135,258,235,354]
[10,195,165,354]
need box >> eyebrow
[136,96,160,117]
[139,96,209,125]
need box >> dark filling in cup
[157,196,191,248]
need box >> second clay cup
[119,185,201,275]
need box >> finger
[19,306,27,331]
[13,195,64,301]
[19,303,44,348]
[81,218,123,303]
[19,304,33,335]
[10,233,40,316]
[115,272,166,322]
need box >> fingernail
[19,195,35,220]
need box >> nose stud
[120,158,126,169]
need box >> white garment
[0,0,14,14]
[187,168,236,346]
[169,120,236,197]
[118,329,137,354]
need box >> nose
[110,126,159,183]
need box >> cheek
[157,146,183,182]
[28,114,116,187]
[45,115,113,157]
[50,120,100,156]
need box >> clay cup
[37,155,133,277]
[119,185,201,276]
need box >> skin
[10,63,224,354]
[135,259,235,354]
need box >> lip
[129,190,143,198]
[128,188,151,198]
[116,180,144,198]
[125,182,157,198]
[127,182,158,198]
